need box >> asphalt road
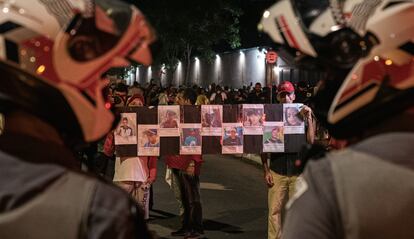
[148,155,268,239]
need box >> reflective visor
[291,0,330,28]
[66,0,133,62]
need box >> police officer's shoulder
[287,153,338,209]
[86,176,153,238]
[66,172,153,239]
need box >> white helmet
[0,0,155,142]
[260,0,414,137]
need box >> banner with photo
[158,105,180,136]
[114,104,306,156]
[263,122,284,153]
[138,125,160,156]
[222,123,243,154]
[180,123,202,155]
[242,104,264,135]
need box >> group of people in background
[107,78,316,108]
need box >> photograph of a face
[180,123,202,155]
[201,105,223,136]
[283,103,305,134]
[138,125,160,156]
[182,128,201,146]
[222,123,244,154]
[263,122,285,153]
[264,126,284,144]
[223,127,243,146]
[158,105,180,136]
[115,113,137,145]
[242,104,264,135]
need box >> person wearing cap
[261,80,315,239]
[223,127,242,146]
[143,129,160,147]
[260,1,414,238]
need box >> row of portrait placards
[114,104,306,156]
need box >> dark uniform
[283,133,414,239]
[0,132,152,239]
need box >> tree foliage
[134,0,243,85]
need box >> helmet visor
[66,0,133,62]
[291,0,330,28]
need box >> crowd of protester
[75,77,336,239]
[107,78,316,107]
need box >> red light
[266,51,278,64]
[105,102,112,109]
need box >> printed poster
[180,123,202,155]
[242,104,264,135]
[138,125,160,156]
[263,122,284,152]
[222,123,243,154]
[158,105,180,136]
[283,103,305,134]
[201,105,223,136]
[114,113,137,145]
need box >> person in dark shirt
[261,81,315,239]
[247,82,267,103]
[223,128,242,146]
[260,1,414,239]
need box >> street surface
[149,154,267,239]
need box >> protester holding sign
[166,89,204,238]
[261,81,315,239]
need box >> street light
[215,54,221,84]
[240,51,245,86]
[195,57,200,84]
[148,66,152,82]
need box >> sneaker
[170,228,187,236]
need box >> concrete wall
[133,47,323,88]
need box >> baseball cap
[277,81,295,94]
[144,129,157,135]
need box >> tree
[135,0,242,86]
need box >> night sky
[238,0,275,49]
[131,0,276,52]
